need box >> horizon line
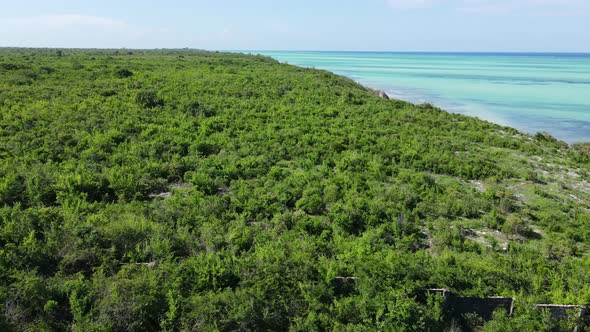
[238,50,590,55]
[1,47,590,54]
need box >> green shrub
[135,91,164,108]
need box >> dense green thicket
[0,48,589,331]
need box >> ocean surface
[255,51,590,143]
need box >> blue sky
[0,0,589,51]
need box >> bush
[115,68,133,78]
[135,91,164,108]
[0,63,25,70]
[502,215,531,237]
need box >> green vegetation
[1,48,589,331]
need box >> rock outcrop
[377,90,390,99]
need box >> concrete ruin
[535,304,587,320]
[416,289,590,330]
[417,289,513,322]
[535,304,588,332]
[449,296,514,321]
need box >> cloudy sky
[0,0,589,51]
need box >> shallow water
[256,51,590,143]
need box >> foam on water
[256,51,590,143]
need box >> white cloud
[386,0,590,14]
[7,15,128,31]
[0,14,234,49]
[461,0,590,15]
[0,15,149,48]
[386,0,439,9]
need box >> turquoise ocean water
[256,52,590,143]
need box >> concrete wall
[418,289,588,325]
[449,296,514,321]
[535,304,587,320]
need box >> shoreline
[369,84,590,147]
[257,51,589,145]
